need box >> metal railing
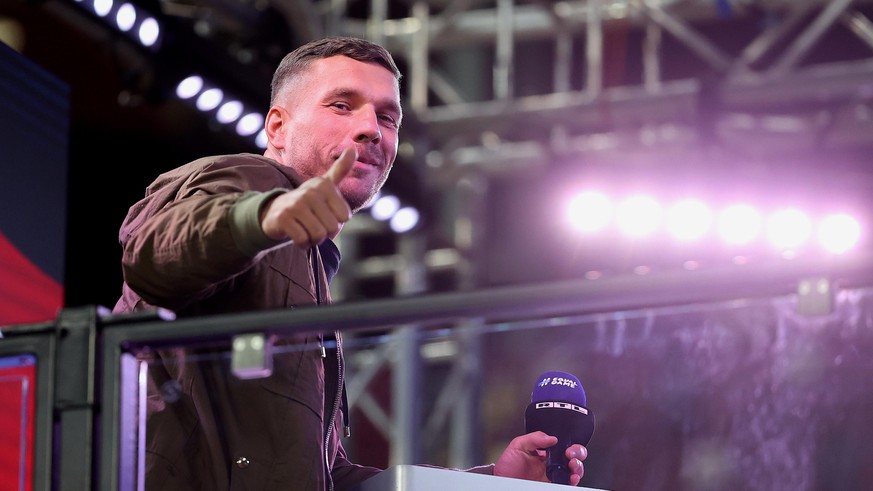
[2,250,872,490]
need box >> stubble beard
[346,179,383,213]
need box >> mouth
[332,150,381,169]
[357,158,380,168]
[352,151,382,169]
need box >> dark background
[4,1,280,310]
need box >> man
[114,36,587,490]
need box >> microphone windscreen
[530,371,586,406]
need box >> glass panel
[130,286,873,490]
[469,287,873,490]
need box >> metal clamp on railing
[231,333,274,379]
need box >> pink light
[567,191,612,233]
[717,204,762,245]
[616,195,661,237]
[767,208,812,251]
[818,213,861,254]
[667,199,713,241]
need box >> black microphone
[524,371,595,485]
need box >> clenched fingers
[260,156,354,246]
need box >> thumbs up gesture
[260,148,356,247]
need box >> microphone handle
[546,438,572,485]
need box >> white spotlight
[216,100,243,124]
[767,208,812,251]
[818,213,861,254]
[138,17,160,47]
[236,112,264,137]
[390,207,420,233]
[667,199,712,241]
[115,3,136,31]
[616,195,661,237]
[567,191,612,233]
[93,0,113,17]
[255,129,268,149]
[175,76,203,99]
[718,204,762,245]
[196,88,223,112]
[371,195,400,221]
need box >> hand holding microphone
[524,371,595,485]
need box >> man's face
[278,55,402,212]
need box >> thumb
[324,148,357,184]
[516,431,557,453]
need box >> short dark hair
[270,36,401,105]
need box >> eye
[330,101,351,111]
[378,114,398,128]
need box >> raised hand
[260,148,356,247]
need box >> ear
[264,106,287,151]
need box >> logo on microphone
[534,401,589,414]
[538,376,578,389]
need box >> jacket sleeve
[119,158,290,311]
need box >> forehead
[298,55,400,97]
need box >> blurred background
[2,1,873,489]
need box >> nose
[354,106,381,144]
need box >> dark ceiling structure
[2,0,873,308]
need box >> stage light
[667,199,712,241]
[255,129,268,149]
[390,207,420,233]
[175,76,203,99]
[363,194,421,234]
[173,74,267,145]
[818,213,861,254]
[74,0,162,48]
[567,191,611,233]
[216,100,243,124]
[137,17,160,48]
[371,195,400,221]
[235,112,264,137]
[616,195,661,237]
[559,187,867,270]
[94,0,113,17]
[767,208,812,251]
[195,88,223,111]
[718,204,761,245]
[115,4,136,32]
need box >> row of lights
[73,0,161,49]
[363,192,421,233]
[71,0,268,145]
[566,191,863,255]
[174,75,266,146]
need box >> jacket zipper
[324,330,344,491]
[313,247,344,491]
